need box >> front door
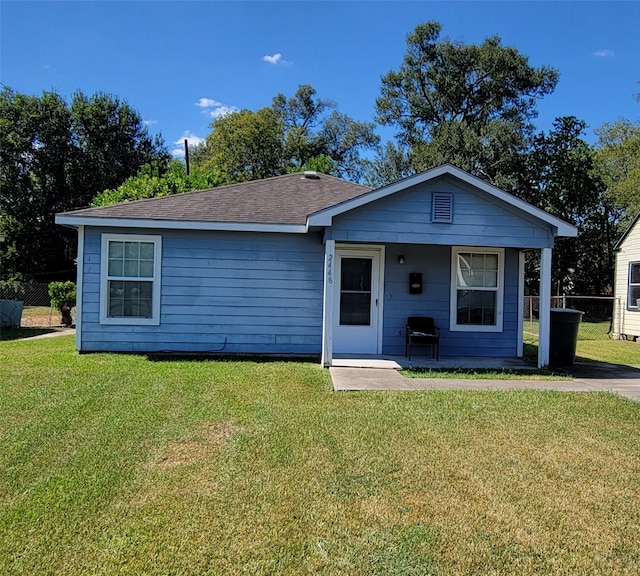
[333,248,383,354]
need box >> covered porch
[321,239,555,369]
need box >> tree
[594,117,640,220]
[194,108,285,184]
[373,21,559,187]
[92,160,222,206]
[515,117,617,295]
[272,85,379,180]
[0,87,168,282]
[192,85,379,183]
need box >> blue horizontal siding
[80,227,325,354]
[381,244,519,357]
[328,175,554,249]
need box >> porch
[332,354,536,370]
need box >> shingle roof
[59,172,372,225]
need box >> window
[100,234,161,325]
[450,247,504,332]
[628,262,640,309]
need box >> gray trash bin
[549,308,583,366]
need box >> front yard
[1,335,639,575]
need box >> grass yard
[524,328,640,367]
[1,336,640,575]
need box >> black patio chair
[405,316,440,361]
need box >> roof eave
[54,214,309,234]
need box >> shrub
[48,281,76,326]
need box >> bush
[48,281,76,326]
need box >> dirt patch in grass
[153,421,241,469]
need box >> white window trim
[450,246,504,333]
[628,261,640,310]
[100,233,162,326]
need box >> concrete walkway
[17,328,75,340]
[330,361,640,402]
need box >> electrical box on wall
[409,272,423,294]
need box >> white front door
[333,248,383,354]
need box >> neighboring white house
[613,214,640,339]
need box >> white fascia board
[54,214,308,234]
[307,164,577,238]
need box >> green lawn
[1,336,640,575]
[524,328,640,367]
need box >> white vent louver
[432,193,453,223]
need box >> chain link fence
[524,295,614,341]
[0,281,61,327]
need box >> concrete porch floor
[331,354,535,370]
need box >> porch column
[321,240,335,367]
[538,247,552,368]
[517,250,525,357]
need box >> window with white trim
[450,247,504,332]
[628,262,640,309]
[100,234,162,325]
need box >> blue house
[56,164,576,367]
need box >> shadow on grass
[0,327,60,342]
[145,352,321,363]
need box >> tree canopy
[92,159,222,207]
[373,21,559,187]
[594,115,640,220]
[191,85,379,183]
[514,117,616,294]
[0,87,168,281]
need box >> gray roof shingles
[60,172,372,225]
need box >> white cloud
[208,105,239,118]
[263,53,282,64]
[143,119,158,126]
[263,52,292,65]
[593,49,614,58]
[172,131,205,157]
[195,97,239,119]
[196,97,222,108]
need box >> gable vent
[432,193,453,223]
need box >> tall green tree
[272,85,379,180]
[594,116,640,220]
[194,107,285,184]
[515,117,617,295]
[192,85,379,183]
[0,87,168,281]
[372,21,559,187]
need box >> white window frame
[628,261,640,310]
[450,246,504,333]
[100,233,162,326]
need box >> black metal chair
[405,316,440,360]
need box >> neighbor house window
[450,247,504,332]
[100,234,162,325]
[628,262,640,309]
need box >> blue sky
[2,1,639,158]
